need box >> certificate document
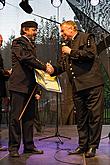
[35,69,62,93]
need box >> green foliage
[36,16,59,44]
[100,63,110,94]
[1,34,15,68]
[100,63,110,115]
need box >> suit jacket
[8,36,46,94]
[55,31,104,92]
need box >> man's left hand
[46,63,54,75]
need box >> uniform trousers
[73,85,104,149]
[8,91,36,152]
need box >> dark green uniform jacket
[55,31,104,92]
[8,36,46,94]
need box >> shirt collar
[22,35,31,42]
[72,32,78,40]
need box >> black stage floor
[0,125,110,165]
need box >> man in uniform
[53,20,104,158]
[8,21,54,157]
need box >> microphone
[62,42,66,46]
[61,40,69,58]
[19,0,33,14]
[61,40,69,46]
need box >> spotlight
[19,0,33,14]
[51,0,63,8]
[90,0,99,6]
[0,0,5,10]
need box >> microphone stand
[39,35,71,144]
[32,13,60,25]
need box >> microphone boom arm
[32,13,60,24]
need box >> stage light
[19,0,33,14]
[51,0,62,8]
[91,0,99,6]
[0,0,5,10]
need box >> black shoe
[0,146,8,151]
[85,148,96,158]
[24,148,44,154]
[9,151,20,157]
[68,147,85,155]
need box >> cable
[101,132,110,140]
[5,2,19,9]
[54,148,84,165]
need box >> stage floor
[0,125,110,165]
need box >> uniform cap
[21,21,38,28]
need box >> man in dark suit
[0,34,11,151]
[53,20,104,158]
[8,21,54,157]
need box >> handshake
[46,62,54,75]
[4,68,12,76]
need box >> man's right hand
[7,68,12,75]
